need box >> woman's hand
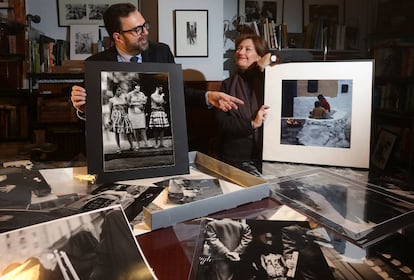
[252,105,270,129]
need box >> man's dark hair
[103,3,137,40]
[314,101,321,107]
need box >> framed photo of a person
[57,0,139,26]
[263,60,374,169]
[85,61,189,184]
[69,25,99,60]
[238,0,284,25]
[371,129,397,170]
[174,10,208,57]
[303,0,344,27]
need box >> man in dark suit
[71,3,243,119]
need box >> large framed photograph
[303,0,344,27]
[263,60,374,168]
[371,129,397,170]
[269,168,414,247]
[238,0,284,25]
[85,61,189,184]
[69,25,99,60]
[174,10,208,57]
[57,0,139,26]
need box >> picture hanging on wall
[85,61,189,184]
[238,0,284,25]
[174,10,209,57]
[69,25,99,60]
[262,60,374,168]
[371,129,397,170]
[57,0,139,26]
[303,0,345,27]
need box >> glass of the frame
[85,61,189,184]
[269,168,414,247]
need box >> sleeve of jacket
[215,79,255,137]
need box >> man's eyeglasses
[119,22,150,36]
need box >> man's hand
[71,85,87,113]
[207,91,244,112]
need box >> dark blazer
[86,42,207,108]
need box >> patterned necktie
[130,56,139,63]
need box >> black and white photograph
[0,166,51,209]
[66,183,163,221]
[0,205,157,279]
[69,25,99,60]
[270,168,414,247]
[189,218,334,280]
[280,79,352,148]
[303,0,345,26]
[238,0,284,25]
[57,0,139,26]
[174,10,208,57]
[263,61,373,168]
[153,177,223,204]
[85,61,189,183]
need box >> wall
[25,0,376,79]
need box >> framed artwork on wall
[371,129,397,170]
[174,10,208,57]
[85,61,189,184]
[303,0,344,27]
[238,0,284,25]
[57,0,139,26]
[263,60,374,169]
[69,25,99,60]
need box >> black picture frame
[238,0,284,25]
[56,0,139,27]
[303,0,345,28]
[85,61,189,184]
[174,9,209,57]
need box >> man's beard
[135,35,149,52]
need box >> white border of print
[263,60,374,168]
[174,10,208,57]
[70,25,99,60]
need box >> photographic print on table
[152,177,223,204]
[189,218,334,280]
[69,25,99,60]
[57,0,139,26]
[269,168,414,247]
[303,0,344,27]
[263,61,374,168]
[85,61,189,184]
[371,129,397,170]
[238,0,284,25]
[0,205,157,280]
[174,10,208,57]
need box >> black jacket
[86,42,207,108]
